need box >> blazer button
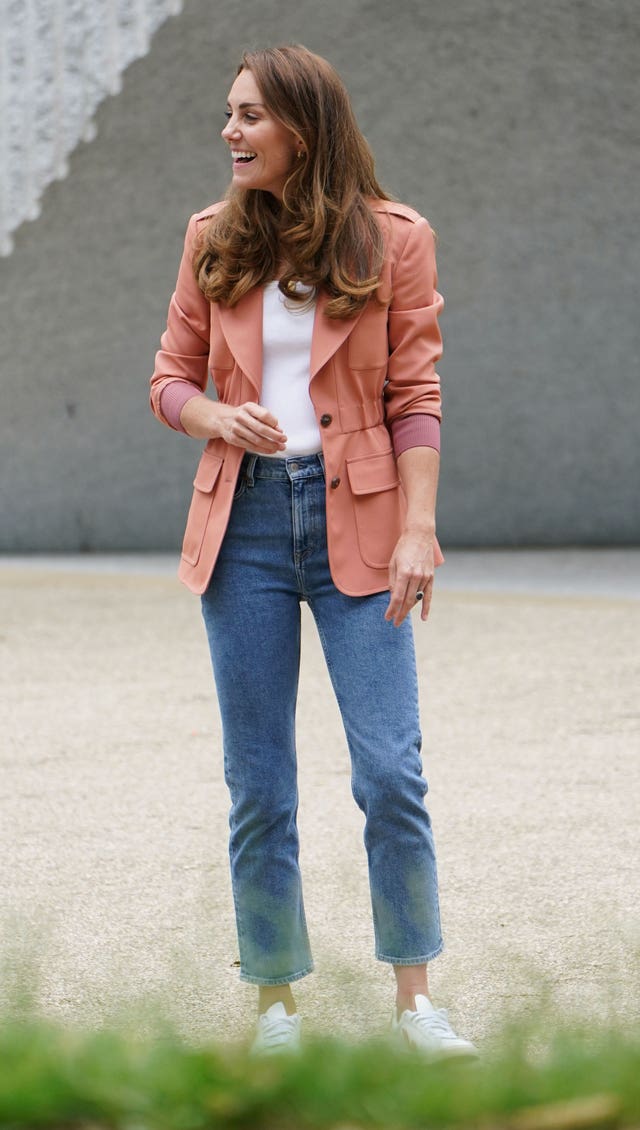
[320,413,332,427]
[330,476,341,489]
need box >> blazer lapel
[310,289,364,381]
[217,285,365,395]
[217,286,263,398]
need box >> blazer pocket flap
[346,451,399,495]
[193,452,224,492]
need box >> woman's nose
[222,118,239,141]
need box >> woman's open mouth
[232,150,257,164]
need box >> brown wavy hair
[193,45,391,319]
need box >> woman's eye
[223,110,258,123]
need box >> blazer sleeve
[384,216,444,426]
[149,213,211,429]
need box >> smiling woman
[222,70,301,198]
[150,43,474,1060]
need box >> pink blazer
[150,198,444,596]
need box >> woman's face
[222,69,301,199]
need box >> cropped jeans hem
[239,963,314,987]
[377,940,444,965]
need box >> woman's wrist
[403,518,436,538]
[180,396,228,439]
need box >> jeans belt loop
[245,453,258,488]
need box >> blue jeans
[201,452,443,985]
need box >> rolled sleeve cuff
[159,381,205,433]
[391,413,441,456]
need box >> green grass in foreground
[0,986,639,1130]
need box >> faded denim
[201,452,443,985]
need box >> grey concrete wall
[1,0,638,552]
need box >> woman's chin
[230,168,285,199]
[232,170,253,187]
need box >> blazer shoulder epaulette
[193,200,227,224]
[369,198,423,224]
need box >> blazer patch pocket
[346,450,402,570]
[347,315,389,371]
[181,452,224,567]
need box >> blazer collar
[217,284,364,398]
[216,285,263,396]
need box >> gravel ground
[1,551,639,1048]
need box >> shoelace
[409,1007,458,1040]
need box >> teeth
[231,150,256,159]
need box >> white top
[260,280,320,457]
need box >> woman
[150,44,475,1057]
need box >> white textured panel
[0,0,183,255]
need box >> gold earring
[297,149,304,159]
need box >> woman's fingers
[228,402,287,453]
[385,564,424,626]
[242,403,281,432]
[419,576,434,621]
[385,537,435,626]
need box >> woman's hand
[385,528,435,627]
[216,402,287,454]
[180,397,287,454]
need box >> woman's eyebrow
[226,101,265,109]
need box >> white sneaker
[392,994,478,1058]
[250,1002,302,1056]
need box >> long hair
[193,45,391,319]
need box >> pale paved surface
[1,550,639,1047]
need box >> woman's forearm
[396,445,440,534]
